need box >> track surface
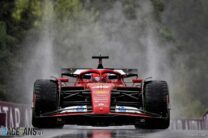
[23,125,208,138]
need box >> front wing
[35,106,168,126]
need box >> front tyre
[32,79,64,128]
[135,81,170,129]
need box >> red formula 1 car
[32,56,170,129]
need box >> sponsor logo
[92,85,110,88]
[118,106,126,112]
[0,103,31,127]
[76,106,85,112]
[115,106,142,113]
[96,90,107,94]
[98,103,104,106]
[61,105,87,113]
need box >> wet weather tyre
[136,81,170,129]
[32,79,63,128]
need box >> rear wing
[61,68,138,78]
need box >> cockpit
[79,70,121,83]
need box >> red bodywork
[77,69,122,114]
[49,70,152,126]
[50,69,153,122]
[33,56,169,127]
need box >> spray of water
[23,1,56,102]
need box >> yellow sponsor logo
[96,90,107,94]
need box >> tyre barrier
[0,100,207,129]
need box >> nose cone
[88,83,114,114]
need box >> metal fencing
[0,100,207,129]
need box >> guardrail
[0,100,207,129]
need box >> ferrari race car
[32,56,170,129]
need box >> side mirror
[132,78,143,83]
[58,77,69,82]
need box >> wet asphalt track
[22,125,208,138]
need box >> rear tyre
[135,81,170,129]
[32,79,64,128]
